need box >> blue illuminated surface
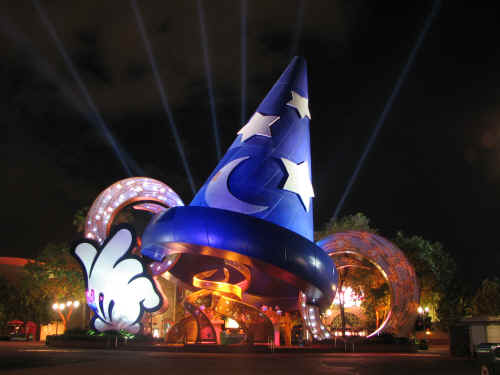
[77,58,339,336]
[190,56,314,241]
[142,57,338,309]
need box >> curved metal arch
[84,177,184,244]
[317,231,419,337]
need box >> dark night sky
[2,1,500,285]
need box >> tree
[14,242,86,329]
[355,270,390,330]
[436,277,500,330]
[471,278,500,316]
[0,272,53,329]
[0,207,87,330]
[436,276,474,330]
[24,242,85,308]
[339,265,390,332]
[315,212,377,241]
[393,232,457,328]
[72,206,89,234]
[328,312,363,330]
[0,276,12,333]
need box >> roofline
[0,257,32,267]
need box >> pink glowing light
[85,177,184,244]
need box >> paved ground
[0,342,477,374]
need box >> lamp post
[52,300,80,333]
[416,306,431,334]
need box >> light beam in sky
[332,0,442,221]
[32,0,136,177]
[289,0,306,58]
[240,0,248,125]
[197,0,222,161]
[130,0,196,194]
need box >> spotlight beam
[332,0,442,221]
[197,0,222,160]
[130,0,196,195]
[1,26,143,177]
[289,0,305,58]
[32,0,134,177]
[240,0,247,125]
[0,17,90,117]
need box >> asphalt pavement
[0,341,477,375]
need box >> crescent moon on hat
[205,156,268,215]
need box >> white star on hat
[281,158,315,211]
[286,90,311,119]
[237,112,280,142]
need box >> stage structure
[74,57,418,343]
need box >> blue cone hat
[190,56,314,240]
[142,57,336,310]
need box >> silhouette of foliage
[472,278,500,316]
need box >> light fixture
[225,318,239,329]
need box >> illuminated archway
[84,177,184,243]
[317,231,419,337]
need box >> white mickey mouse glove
[73,226,161,334]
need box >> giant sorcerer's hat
[190,56,314,240]
[142,57,336,310]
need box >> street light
[417,306,424,314]
[52,300,80,334]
